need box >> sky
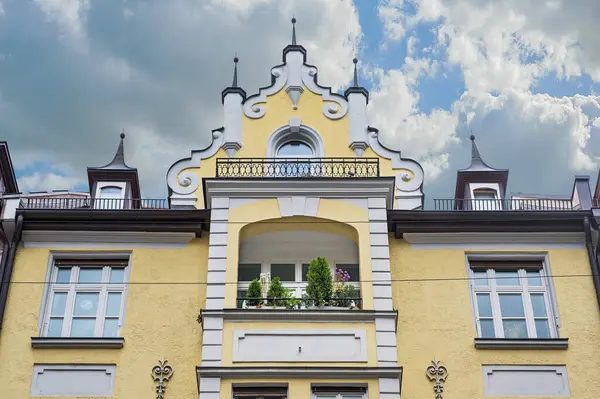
[1,0,600,206]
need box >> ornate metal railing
[19,197,169,210]
[434,198,579,211]
[236,296,363,310]
[216,158,379,178]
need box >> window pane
[51,293,68,316]
[499,294,525,317]
[78,268,103,284]
[473,270,488,286]
[503,319,528,338]
[535,319,551,338]
[47,318,63,337]
[110,268,125,284]
[74,293,99,316]
[302,264,309,281]
[527,270,542,286]
[99,186,122,198]
[271,264,296,282]
[337,264,360,282]
[315,396,336,399]
[71,318,96,337]
[496,271,520,286]
[277,141,313,156]
[342,396,363,399]
[530,294,547,317]
[56,268,71,283]
[474,191,497,200]
[476,294,493,317]
[106,293,122,317]
[238,264,261,281]
[480,319,495,338]
[103,318,119,337]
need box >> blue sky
[1,0,600,206]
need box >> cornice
[196,366,403,380]
[22,230,196,248]
[203,178,395,209]
[31,337,124,349]
[403,232,586,249]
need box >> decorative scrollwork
[426,360,448,399]
[152,360,174,399]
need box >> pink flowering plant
[333,267,358,308]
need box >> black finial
[470,134,475,141]
[232,54,239,88]
[291,16,297,45]
[120,129,125,140]
[353,58,359,87]
[469,133,484,165]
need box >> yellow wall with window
[389,238,600,398]
[0,238,208,399]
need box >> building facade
[1,21,600,399]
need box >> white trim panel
[31,364,116,397]
[23,230,195,248]
[482,365,570,397]
[404,232,586,249]
[233,329,368,363]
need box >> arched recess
[232,215,366,308]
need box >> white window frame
[95,182,127,209]
[237,261,360,302]
[311,389,367,399]
[466,254,560,339]
[39,253,131,338]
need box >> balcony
[216,158,379,178]
[19,197,169,210]
[434,198,580,211]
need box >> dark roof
[0,141,19,194]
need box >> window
[233,386,287,398]
[472,189,500,210]
[237,262,360,307]
[96,186,124,209]
[312,386,367,399]
[277,141,313,157]
[469,260,557,339]
[42,258,129,338]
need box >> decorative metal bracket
[152,359,174,399]
[426,360,448,399]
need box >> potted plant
[306,257,333,307]
[266,277,288,308]
[245,278,263,308]
[333,268,358,308]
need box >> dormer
[0,141,19,195]
[87,133,140,209]
[455,135,508,210]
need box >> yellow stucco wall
[220,378,379,399]
[185,89,396,210]
[0,238,208,399]
[225,198,373,309]
[390,238,600,399]
[221,321,378,367]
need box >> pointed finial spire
[353,58,359,87]
[232,54,239,88]
[120,128,125,140]
[470,134,482,164]
[291,16,297,45]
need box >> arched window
[97,186,124,209]
[276,141,314,157]
[472,188,500,210]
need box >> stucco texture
[185,88,397,209]
[390,238,600,398]
[0,238,208,399]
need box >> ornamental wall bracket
[426,360,448,399]
[152,359,174,399]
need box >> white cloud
[19,172,82,193]
[34,0,90,49]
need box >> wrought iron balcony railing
[216,158,379,178]
[19,197,169,210]
[434,198,580,211]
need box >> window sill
[31,337,124,349]
[474,338,568,350]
